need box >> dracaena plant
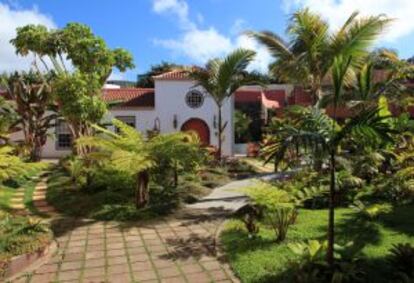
[1,71,58,161]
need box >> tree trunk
[327,149,336,267]
[173,161,178,187]
[136,171,150,208]
[217,106,223,160]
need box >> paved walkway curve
[11,174,283,283]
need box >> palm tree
[77,119,203,208]
[248,9,391,105]
[190,48,256,159]
[319,51,413,113]
[263,55,393,267]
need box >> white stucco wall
[154,79,234,156]
[10,79,236,158]
[106,108,158,134]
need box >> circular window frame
[185,90,204,109]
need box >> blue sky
[1,0,414,81]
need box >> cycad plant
[190,48,256,159]
[248,9,391,105]
[77,119,204,208]
[263,56,394,266]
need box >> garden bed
[220,206,414,283]
[0,213,53,280]
[46,159,257,222]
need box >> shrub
[388,243,414,280]
[243,181,297,242]
[87,165,134,193]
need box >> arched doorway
[181,118,210,145]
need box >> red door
[181,118,210,145]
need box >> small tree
[190,49,256,159]
[11,23,134,155]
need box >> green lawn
[221,206,414,283]
[0,186,15,212]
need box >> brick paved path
[13,208,237,283]
[11,174,286,283]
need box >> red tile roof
[102,88,154,108]
[152,70,191,81]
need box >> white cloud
[230,18,247,36]
[0,3,56,73]
[152,0,272,73]
[152,0,194,29]
[236,35,272,73]
[154,27,233,63]
[282,0,414,42]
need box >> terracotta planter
[247,142,260,157]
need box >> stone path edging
[3,240,58,282]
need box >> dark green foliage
[234,110,252,143]
[388,243,414,280]
[288,240,365,283]
[136,61,183,88]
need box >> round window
[185,90,204,108]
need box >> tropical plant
[350,200,393,220]
[0,97,18,144]
[76,119,204,208]
[190,48,256,159]
[234,110,252,143]
[1,71,57,161]
[263,55,394,266]
[11,23,134,155]
[288,240,365,283]
[248,9,391,105]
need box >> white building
[9,70,294,158]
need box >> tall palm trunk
[327,149,336,267]
[217,106,223,160]
[136,170,150,208]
